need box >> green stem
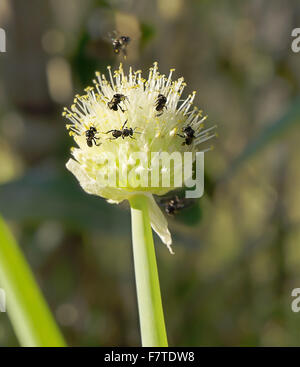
[0,215,66,347]
[129,195,168,347]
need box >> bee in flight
[161,196,195,216]
[108,31,131,58]
[177,126,196,146]
[155,94,167,116]
[85,126,101,147]
[105,120,139,140]
[107,93,128,113]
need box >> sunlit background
[0,0,300,346]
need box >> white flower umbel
[63,62,215,254]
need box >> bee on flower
[63,63,216,253]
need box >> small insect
[109,31,131,58]
[177,126,196,146]
[161,196,194,216]
[85,126,101,147]
[155,94,167,116]
[107,93,128,113]
[105,120,138,140]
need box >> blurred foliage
[0,0,300,347]
[139,22,156,51]
[0,165,129,233]
[222,96,300,181]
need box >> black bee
[155,94,167,116]
[105,120,138,140]
[85,126,100,147]
[177,126,195,146]
[161,196,194,216]
[108,94,128,113]
[109,31,131,57]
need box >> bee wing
[102,33,113,43]
[107,30,120,41]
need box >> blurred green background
[0,0,300,346]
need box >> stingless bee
[177,126,196,146]
[85,126,101,147]
[105,120,139,140]
[161,196,195,216]
[107,93,128,113]
[109,31,131,58]
[155,94,167,116]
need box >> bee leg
[177,134,185,138]
[93,138,101,146]
[105,130,115,134]
[156,111,163,117]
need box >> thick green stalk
[0,215,66,347]
[129,195,168,347]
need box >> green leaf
[0,215,66,347]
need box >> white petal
[66,162,174,254]
[66,159,98,195]
[145,194,174,254]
